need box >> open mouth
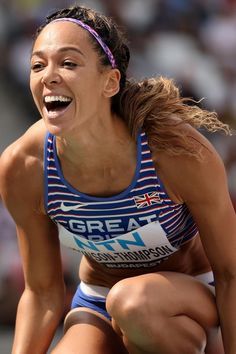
[44,95,72,113]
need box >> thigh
[51,308,129,354]
[106,272,221,354]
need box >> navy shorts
[71,283,111,320]
[71,272,215,321]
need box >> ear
[103,69,121,98]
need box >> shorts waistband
[80,281,110,298]
[80,272,214,299]
[194,271,214,285]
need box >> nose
[41,64,61,85]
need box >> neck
[56,115,133,166]
[54,115,137,197]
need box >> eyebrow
[31,46,85,58]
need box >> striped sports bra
[44,131,198,269]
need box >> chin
[44,120,64,136]
[46,121,76,139]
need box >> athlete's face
[30,21,114,136]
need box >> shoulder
[1,119,46,180]
[0,119,47,214]
[152,125,227,204]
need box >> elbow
[49,284,66,315]
[25,281,66,314]
[43,282,66,312]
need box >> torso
[79,235,211,286]
[44,129,211,287]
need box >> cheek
[29,79,42,111]
[30,76,38,95]
[30,76,41,98]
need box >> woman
[1,5,236,354]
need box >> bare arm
[158,132,236,353]
[0,135,65,354]
[183,151,236,354]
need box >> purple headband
[51,17,116,68]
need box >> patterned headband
[51,18,116,68]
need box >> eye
[63,60,77,69]
[31,62,44,72]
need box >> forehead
[33,21,93,52]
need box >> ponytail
[120,76,231,157]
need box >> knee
[106,278,160,348]
[106,277,209,354]
[106,277,153,324]
[106,273,173,321]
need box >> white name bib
[58,221,178,268]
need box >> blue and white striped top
[44,131,198,269]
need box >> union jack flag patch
[134,192,161,209]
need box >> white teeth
[44,95,72,103]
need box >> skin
[0,20,236,354]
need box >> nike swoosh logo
[60,202,88,212]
